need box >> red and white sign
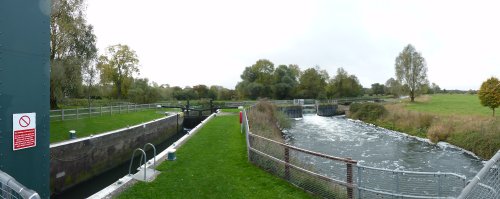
[12,113,36,151]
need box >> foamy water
[286,115,483,178]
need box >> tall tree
[371,83,385,96]
[236,59,275,99]
[82,63,98,109]
[326,68,363,98]
[50,0,97,109]
[97,44,139,99]
[395,44,428,102]
[385,77,402,97]
[272,64,300,99]
[298,66,329,99]
[478,77,500,116]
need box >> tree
[272,64,300,99]
[97,44,139,99]
[385,78,402,97]
[82,63,98,109]
[431,83,441,94]
[395,44,428,102]
[193,84,209,99]
[326,68,363,98]
[478,77,500,116]
[298,66,329,99]
[50,0,97,109]
[128,78,160,104]
[236,59,275,99]
[371,83,385,96]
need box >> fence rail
[242,108,479,199]
[458,150,500,199]
[0,170,40,199]
[49,103,171,121]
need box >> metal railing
[458,150,500,199]
[243,108,476,199]
[0,170,40,199]
[50,103,170,121]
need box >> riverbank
[116,115,313,198]
[348,95,500,159]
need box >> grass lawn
[50,108,177,143]
[220,108,242,113]
[117,115,314,199]
[405,94,497,117]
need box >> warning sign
[13,113,36,151]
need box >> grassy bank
[50,108,176,143]
[405,94,497,117]
[349,95,500,159]
[117,115,313,199]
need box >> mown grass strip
[405,94,497,117]
[50,108,177,143]
[117,115,314,199]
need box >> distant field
[405,94,496,117]
[50,108,177,143]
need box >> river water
[285,115,484,178]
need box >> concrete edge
[87,112,217,199]
[50,113,179,148]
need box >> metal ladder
[128,143,157,182]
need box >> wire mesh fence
[50,103,167,121]
[458,151,500,199]
[357,165,466,198]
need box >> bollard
[69,130,76,139]
[167,149,176,161]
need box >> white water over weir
[243,107,498,199]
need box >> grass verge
[349,95,500,159]
[405,94,497,117]
[50,108,176,143]
[117,115,314,199]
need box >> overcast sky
[86,0,499,90]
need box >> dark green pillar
[0,0,51,198]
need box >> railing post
[89,107,91,118]
[346,158,353,199]
[395,172,399,195]
[284,146,290,181]
[61,109,64,121]
[76,108,79,119]
[100,106,102,116]
[438,173,442,197]
[357,166,362,199]
[110,105,113,115]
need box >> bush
[349,103,387,122]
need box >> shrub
[349,103,387,122]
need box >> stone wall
[317,104,338,116]
[50,114,183,193]
[278,106,303,118]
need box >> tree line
[49,0,236,109]
[236,60,365,100]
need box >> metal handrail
[128,148,147,181]
[457,150,500,199]
[248,132,357,164]
[0,170,40,199]
[143,143,156,167]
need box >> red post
[239,111,243,124]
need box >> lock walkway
[116,114,314,199]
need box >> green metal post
[0,0,51,198]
